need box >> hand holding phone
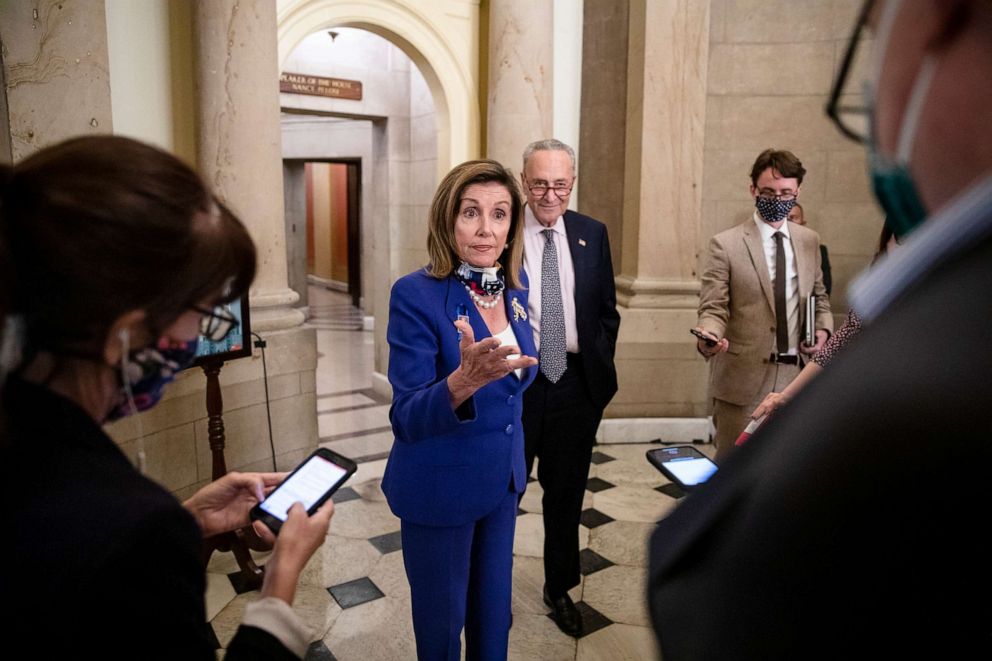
[690,328,718,347]
[646,445,718,491]
[250,448,357,534]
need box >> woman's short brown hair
[425,160,525,289]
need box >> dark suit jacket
[1,378,293,660]
[382,270,537,527]
[558,210,621,409]
[648,234,992,659]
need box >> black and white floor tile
[205,289,712,659]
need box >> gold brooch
[511,297,528,322]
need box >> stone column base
[605,305,711,419]
[595,417,712,445]
[615,275,700,309]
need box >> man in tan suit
[694,149,832,458]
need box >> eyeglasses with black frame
[826,0,875,144]
[191,304,239,342]
[756,191,798,202]
[524,179,574,200]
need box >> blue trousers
[400,488,518,661]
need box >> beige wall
[577,0,880,419]
[703,0,881,318]
[103,0,197,165]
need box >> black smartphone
[250,448,357,534]
[690,328,718,347]
[646,445,718,491]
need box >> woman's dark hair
[0,135,256,365]
[425,159,525,289]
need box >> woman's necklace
[465,286,502,310]
[456,261,505,310]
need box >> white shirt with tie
[753,212,799,354]
[523,205,580,354]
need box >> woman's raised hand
[447,319,537,408]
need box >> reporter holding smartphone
[0,136,332,659]
[382,160,538,660]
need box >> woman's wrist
[260,549,302,605]
[447,367,478,407]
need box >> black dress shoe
[543,587,583,637]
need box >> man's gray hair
[522,139,576,174]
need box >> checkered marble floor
[205,288,710,659]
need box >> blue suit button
[505,424,513,435]
[506,395,515,405]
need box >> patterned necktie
[540,229,567,383]
[773,231,789,354]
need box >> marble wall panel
[723,0,837,43]
[116,424,199,493]
[825,149,874,202]
[708,42,836,97]
[815,201,887,255]
[1,0,113,160]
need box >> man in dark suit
[520,139,620,636]
[648,1,992,658]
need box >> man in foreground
[649,0,992,657]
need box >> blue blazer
[381,269,538,527]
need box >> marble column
[578,0,629,269]
[486,0,553,172]
[579,0,711,418]
[0,0,113,161]
[189,0,318,473]
[617,0,708,309]
[192,0,303,332]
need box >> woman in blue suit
[382,160,538,660]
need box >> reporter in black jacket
[0,136,331,659]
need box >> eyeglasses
[757,192,798,202]
[825,0,874,144]
[192,304,238,342]
[525,180,574,199]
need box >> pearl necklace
[465,285,502,310]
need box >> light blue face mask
[865,0,936,240]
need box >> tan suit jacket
[698,219,832,406]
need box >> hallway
[206,288,694,660]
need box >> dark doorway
[284,158,362,309]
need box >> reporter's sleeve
[227,597,312,659]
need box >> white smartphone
[249,448,357,534]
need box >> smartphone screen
[646,446,719,490]
[662,453,718,486]
[260,453,350,521]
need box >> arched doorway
[276,0,481,394]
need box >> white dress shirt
[753,212,799,353]
[523,205,579,353]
